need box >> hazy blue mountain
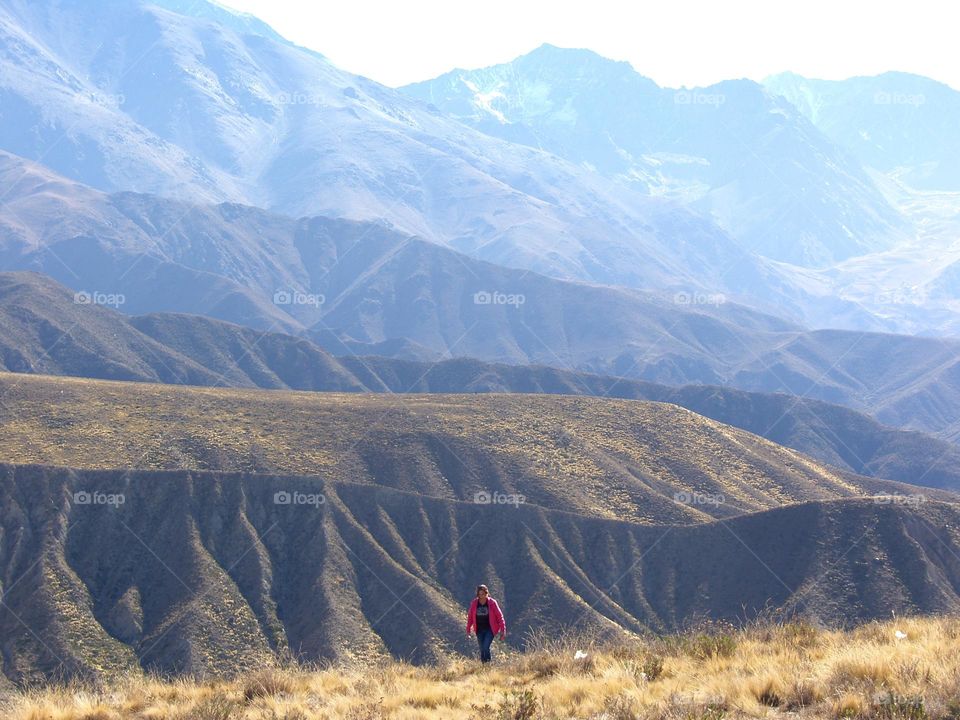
[3,151,960,441]
[0,0,777,299]
[764,71,960,190]
[6,1,954,335]
[758,174,960,337]
[0,154,805,382]
[149,0,297,47]
[402,44,906,267]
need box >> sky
[216,0,959,89]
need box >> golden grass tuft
[242,668,296,701]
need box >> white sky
[217,0,959,90]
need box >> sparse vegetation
[0,371,930,527]
[4,617,960,719]
[686,632,738,661]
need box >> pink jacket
[466,597,506,635]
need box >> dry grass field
[3,617,959,720]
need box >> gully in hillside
[466,584,506,663]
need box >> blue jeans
[477,628,494,662]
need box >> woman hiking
[466,584,506,663]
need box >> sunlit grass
[4,616,960,719]
[0,371,867,525]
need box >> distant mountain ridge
[4,0,960,337]
[0,147,798,330]
[401,50,960,336]
[763,71,960,191]
[3,163,960,443]
[401,44,905,267]
[3,280,960,492]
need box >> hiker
[466,584,506,663]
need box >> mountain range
[2,0,960,685]
[402,44,904,268]
[4,0,960,335]
[3,270,960,490]
[4,156,960,443]
[402,49,960,335]
[1,377,959,680]
[764,71,960,191]
[0,0,774,305]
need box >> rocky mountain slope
[2,462,959,682]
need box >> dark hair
[476,584,489,597]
